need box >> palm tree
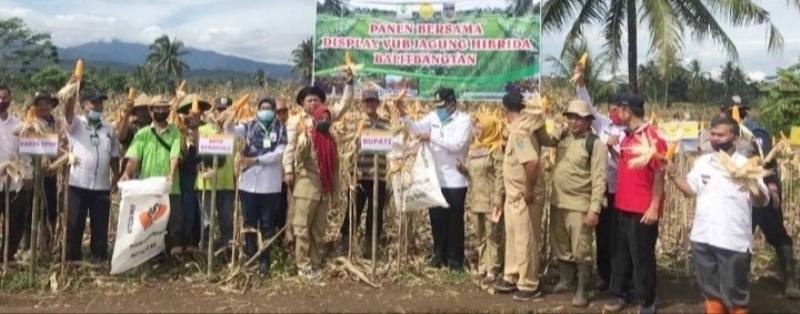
[760,67,800,133]
[542,0,795,94]
[546,37,624,103]
[146,35,190,80]
[292,37,314,84]
[687,59,711,103]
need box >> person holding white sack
[397,87,473,272]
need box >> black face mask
[711,140,734,152]
[152,112,169,123]
[316,121,331,133]
[0,101,10,112]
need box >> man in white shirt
[667,116,769,314]
[63,91,120,262]
[399,87,473,271]
[0,85,31,262]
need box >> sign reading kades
[111,177,171,275]
[198,134,235,155]
[19,133,59,156]
[360,129,394,153]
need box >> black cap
[362,89,380,101]
[502,91,524,112]
[296,86,326,105]
[215,96,232,108]
[80,91,108,104]
[434,87,456,107]
[31,91,59,107]
[617,93,644,109]
[257,97,276,108]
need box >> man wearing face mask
[0,85,32,262]
[398,87,473,272]
[63,91,120,262]
[121,96,183,257]
[339,89,391,258]
[700,99,800,299]
[667,116,770,314]
[116,94,152,173]
[25,91,61,245]
[283,70,353,278]
[574,67,631,292]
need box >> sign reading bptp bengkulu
[19,134,59,156]
[198,134,235,156]
[360,129,394,153]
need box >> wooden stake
[59,166,69,278]
[371,154,378,278]
[3,176,10,275]
[207,155,219,280]
[29,156,42,286]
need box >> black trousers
[166,195,183,251]
[240,191,280,266]
[752,203,793,248]
[0,190,31,261]
[66,186,111,261]
[597,193,634,285]
[277,183,289,230]
[610,211,659,307]
[691,242,751,309]
[340,180,387,244]
[430,187,467,268]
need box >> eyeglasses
[276,109,288,114]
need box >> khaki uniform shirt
[466,149,504,213]
[283,84,353,200]
[550,131,608,213]
[503,118,541,202]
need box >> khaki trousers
[550,208,594,264]
[292,195,330,270]
[502,194,543,292]
[471,212,501,275]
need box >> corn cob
[127,87,136,101]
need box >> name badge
[263,139,272,148]
[90,135,99,147]
[270,132,277,142]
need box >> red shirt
[615,123,667,215]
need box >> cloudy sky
[2,0,799,80]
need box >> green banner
[313,0,541,100]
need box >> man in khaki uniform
[548,100,608,307]
[283,71,353,278]
[493,91,545,301]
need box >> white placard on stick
[198,134,234,155]
[360,129,394,153]
[20,133,59,156]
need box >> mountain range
[57,40,294,79]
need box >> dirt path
[1,273,796,313]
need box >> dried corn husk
[764,140,791,164]
[716,152,771,194]
[336,51,364,74]
[19,107,47,137]
[627,133,664,168]
[0,159,32,189]
[45,148,80,171]
[56,59,84,102]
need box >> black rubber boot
[572,264,591,307]
[244,233,257,258]
[778,245,800,299]
[553,261,576,293]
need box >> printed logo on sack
[442,3,455,20]
[139,202,168,230]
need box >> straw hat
[133,94,152,108]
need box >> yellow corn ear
[177,80,187,93]
[541,96,550,113]
[233,94,251,111]
[191,95,200,114]
[127,87,135,101]
[780,131,788,141]
[731,105,741,123]
[578,53,588,69]
[26,106,36,122]
[74,59,84,80]
[665,142,677,160]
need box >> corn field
[3,80,799,291]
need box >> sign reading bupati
[314,0,541,100]
[791,126,800,146]
[661,121,699,140]
[19,133,59,156]
[360,129,394,153]
[198,134,234,155]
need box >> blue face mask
[87,110,102,122]
[436,107,450,122]
[257,110,275,123]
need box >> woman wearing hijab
[458,115,505,284]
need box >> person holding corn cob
[604,93,667,314]
[283,69,353,278]
[63,91,120,262]
[707,100,800,299]
[176,95,212,251]
[0,85,32,262]
[456,113,504,284]
[492,90,545,301]
[26,91,62,243]
[666,116,770,314]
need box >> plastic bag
[391,144,449,212]
[110,177,171,275]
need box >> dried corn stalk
[0,159,32,190]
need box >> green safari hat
[176,93,212,114]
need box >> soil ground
[1,269,797,313]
